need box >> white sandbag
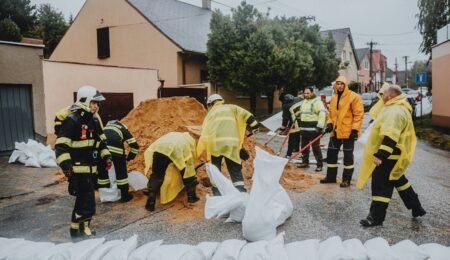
[55,238,104,260]
[38,149,57,168]
[342,238,369,260]
[364,237,397,260]
[99,185,121,202]
[238,240,269,259]
[108,167,117,184]
[318,236,352,260]
[6,241,54,260]
[285,239,319,260]
[242,147,292,241]
[129,240,163,260]
[357,121,374,145]
[8,150,27,164]
[267,232,288,260]
[128,171,148,191]
[179,247,207,260]
[37,242,73,260]
[261,111,282,132]
[391,240,429,260]
[0,238,26,259]
[25,156,41,168]
[196,242,219,260]
[102,235,137,260]
[204,164,248,223]
[88,239,123,260]
[147,244,193,260]
[211,239,246,260]
[419,243,450,260]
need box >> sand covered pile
[120,96,322,223]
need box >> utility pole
[367,41,378,91]
[403,56,409,87]
[394,57,398,84]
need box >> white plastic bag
[99,184,121,202]
[25,156,41,168]
[242,147,292,241]
[391,240,429,260]
[37,242,73,260]
[39,149,58,168]
[55,238,104,260]
[0,238,26,259]
[196,242,219,260]
[179,247,207,260]
[238,240,269,259]
[8,150,27,164]
[211,239,246,260]
[267,232,288,260]
[88,239,123,260]
[285,239,319,260]
[128,171,148,191]
[129,240,163,260]
[102,235,137,260]
[342,238,369,260]
[364,237,397,260]
[419,243,449,260]
[7,241,54,260]
[147,244,193,260]
[318,236,352,260]
[261,111,282,132]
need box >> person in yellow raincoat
[368,82,390,121]
[357,85,426,227]
[321,76,364,187]
[197,94,259,195]
[143,132,199,211]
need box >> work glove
[68,176,79,196]
[316,127,323,133]
[251,127,259,136]
[349,129,359,141]
[325,123,333,134]
[105,159,113,171]
[62,167,73,178]
[240,148,250,161]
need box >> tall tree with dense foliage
[0,18,22,42]
[417,0,450,56]
[0,0,36,38]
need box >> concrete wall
[0,42,46,137]
[43,60,160,135]
[339,37,359,83]
[432,40,450,128]
[50,0,181,87]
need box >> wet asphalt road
[0,114,449,246]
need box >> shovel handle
[288,133,324,161]
[264,132,279,146]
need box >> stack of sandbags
[8,139,57,168]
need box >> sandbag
[261,111,282,132]
[318,236,352,260]
[242,147,292,241]
[285,239,320,260]
[238,240,269,259]
[99,184,121,202]
[267,232,288,260]
[147,244,193,260]
[102,235,137,260]
[129,240,163,260]
[6,241,54,260]
[0,238,26,259]
[9,139,58,168]
[211,239,246,260]
[196,242,219,260]
[364,237,397,260]
[179,247,207,260]
[419,243,450,260]
[88,239,123,260]
[8,150,27,164]
[37,242,73,260]
[55,238,104,260]
[391,240,429,260]
[342,238,369,260]
[128,171,148,191]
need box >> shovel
[288,133,324,162]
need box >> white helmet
[207,94,223,105]
[76,85,105,110]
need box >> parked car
[418,86,429,96]
[318,87,334,105]
[361,92,377,111]
[401,87,413,94]
[407,90,423,102]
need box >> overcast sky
[30,0,427,69]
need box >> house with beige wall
[321,28,360,84]
[432,24,450,128]
[49,0,281,115]
[356,48,388,92]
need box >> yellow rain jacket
[356,93,417,189]
[144,132,197,204]
[327,76,364,138]
[288,101,302,133]
[368,82,390,120]
[197,101,257,164]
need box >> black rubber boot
[360,215,383,227]
[412,206,427,218]
[320,177,337,183]
[321,166,337,183]
[70,222,80,238]
[145,192,156,211]
[119,186,133,203]
[361,201,388,227]
[315,166,323,172]
[340,180,351,188]
[186,185,200,204]
[297,162,310,168]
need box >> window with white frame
[364,60,369,70]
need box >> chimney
[202,0,211,10]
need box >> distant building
[356,48,388,92]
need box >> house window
[342,50,346,61]
[200,70,209,83]
[236,91,250,99]
[364,60,369,70]
[97,27,110,59]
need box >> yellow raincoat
[368,82,390,120]
[356,93,417,189]
[197,101,256,164]
[144,132,197,204]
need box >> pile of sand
[120,96,321,223]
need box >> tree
[417,0,450,56]
[0,18,22,42]
[0,0,36,36]
[30,4,68,58]
[407,60,431,90]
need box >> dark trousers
[325,136,355,181]
[71,174,96,223]
[147,152,197,194]
[300,131,323,167]
[112,155,129,192]
[286,132,300,157]
[211,155,245,191]
[370,159,422,223]
[97,157,110,188]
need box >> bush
[0,18,22,42]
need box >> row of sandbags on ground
[0,233,448,260]
[8,140,57,168]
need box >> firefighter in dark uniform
[55,86,112,238]
[278,94,303,158]
[97,120,139,202]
